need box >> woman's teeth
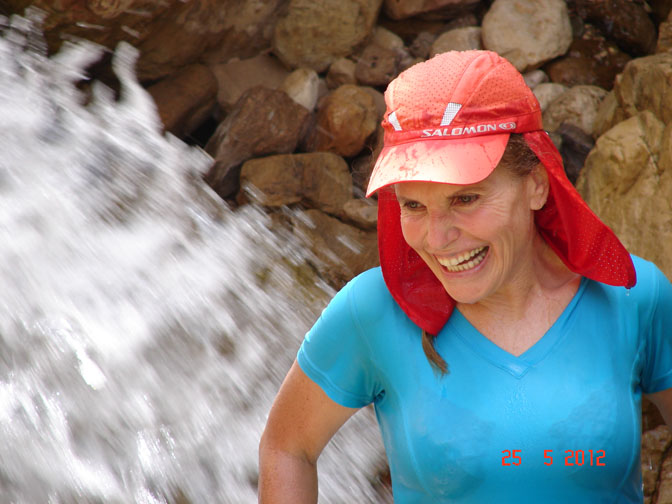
[437,246,488,272]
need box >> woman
[258,50,672,502]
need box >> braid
[421,329,448,375]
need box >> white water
[0,13,388,503]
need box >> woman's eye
[454,194,478,205]
[404,201,422,210]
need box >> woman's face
[394,164,548,306]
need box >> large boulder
[272,0,383,72]
[481,0,572,72]
[542,85,608,137]
[577,111,672,278]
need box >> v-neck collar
[445,276,588,378]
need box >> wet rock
[578,111,672,279]
[280,68,320,111]
[210,55,289,113]
[343,199,378,229]
[6,0,287,81]
[556,123,594,184]
[272,0,383,72]
[481,0,572,72]
[239,153,353,216]
[642,426,672,498]
[355,44,400,87]
[382,0,480,20]
[291,209,379,289]
[568,0,657,56]
[204,86,310,199]
[544,36,631,89]
[305,84,378,157]
[326,58,358,89]
[542,84,608,136]
[147,63,217,138]
[430,27,481,57]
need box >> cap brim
[366,133,510,197]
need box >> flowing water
[0,13,388,504]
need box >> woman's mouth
[437,246,488,272]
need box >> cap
[369,50,636,335]
[366,50,542,196]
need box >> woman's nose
[425,211,460,251]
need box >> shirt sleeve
[641,263,672,394]
[297,273,382,409]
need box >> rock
[657,12,672,53]
[577,111,672,279]
[239,153,353,216]
[656,443,672,503]
[569,0,657,56]
[280,68,320,111]
[481,0,573,72]
[210,54,289,113]
[429,27,482,57]
[616,53,672,125]
[326,58,358,89]
[272,0,383,72]
[410,31,437,59]
[642,426,672,497]
[343,199,378,229]
[643,397,667,431]
[305,84,378,157]
[523,69,549,90]
[361,87,387,121]
[556,123,594,184]
[543,35,631,89]
[372,26,405,51]
[204,86,310,199]
[533,82,568,111]
[6,0,286,81]
[593,90,628,138]
[382,0,480,20]
[147,63,217,138]
[542,84,608,136]
[355,44,400,87]
[291,209,379,289]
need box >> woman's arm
[258,360,360,503]
[645,387,672,429]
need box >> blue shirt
[297,255,672,503]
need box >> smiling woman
[259,50,672,503]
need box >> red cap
[368,50,636,335]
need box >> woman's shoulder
[342,267,402,327]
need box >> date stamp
[502,449,606,466]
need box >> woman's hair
[420,133,541,376]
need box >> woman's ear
[528,163,549,211]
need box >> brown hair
[420,133,541,376]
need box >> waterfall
[0,12,387,503]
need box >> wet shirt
[297,255,672,503]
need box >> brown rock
[280,69,320,111]
[657,14,672,54]
[481,0,573,72]
[355,44,400,87]
[209,55,290,112]
[343,199,378,229]
[291,209,379,289]
[272,0,383,72]
[656,444,672,502]
[577,111,672,279]
[240,153,353,216]
[204,86,310,199]
[569,0,657,56]
[544,35,631,90]
[429,26,481,57]
[542,84,608,136]
[383,0,480,20]
[593,90,628,138]
[326,58,358,89]
[642,426,672,497]
[410,31,437,59]
[147,64,217,138]
[523,69,550,90]
[616,52,672,125]
[533,82,568,111]
[305,84,378,158]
